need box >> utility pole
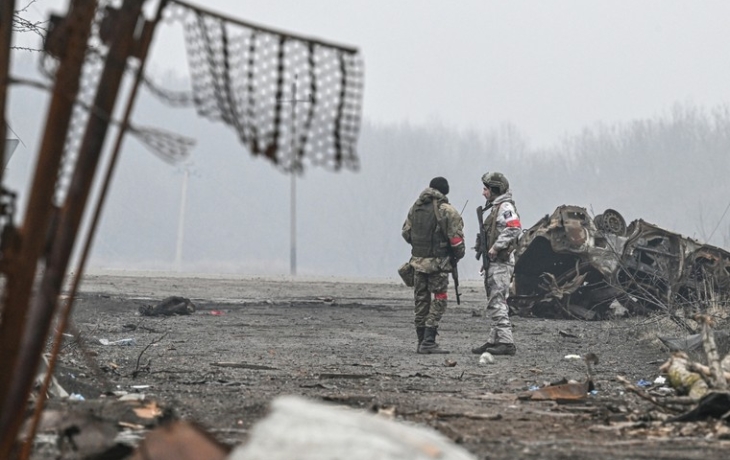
[175,162,197,271]
[175,166,189,271]
[278,74,310,276]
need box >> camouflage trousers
[483,261,514,344]
[413,271,449,328]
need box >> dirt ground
[31,271,730,459]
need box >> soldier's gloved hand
[488,247,497,261]
[454,245,466,261]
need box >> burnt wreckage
[510,205,730,321]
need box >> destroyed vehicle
[509,205,730,321]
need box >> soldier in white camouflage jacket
[402,177,465,354]
[472,172,521,356]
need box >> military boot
[416,326,426,352]
[418,327,449,354]
[471,341,494,355]
[484,343,516,356]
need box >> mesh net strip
[162,0,364,172]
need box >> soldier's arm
[442,204,466,259]
[492,203,521,250]
[401,211,413,244]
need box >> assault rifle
[475,204,492,274]
[450,200,469,305]
[452,252,462,305]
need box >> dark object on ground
[659,331,730,356]
[139,296,196,316]
[669,391,730,422]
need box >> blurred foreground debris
[226,395,476,460]
[625,318,730,425]
[25,394,477,460]
[129,421,229,460]
[511,205,730,322]
[21,395,169,459]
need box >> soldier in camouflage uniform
[402,177,465,354]
[471,172,521,356]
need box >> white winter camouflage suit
[482,190,521,345]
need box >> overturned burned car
[510,205,730,322]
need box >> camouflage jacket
[484,190,521,264]
[402,188,465,274]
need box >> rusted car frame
[510,205,730,322]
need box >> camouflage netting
[39,0,195,203]
[159,0,364,172]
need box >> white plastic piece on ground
[98,338,136,346]
[227,395,477,460]
[479,352,494,365]
[564,354,582,360]
[37,355,69,399]
[654,376,666,385]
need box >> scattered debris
[478,352,494,365]
[210,362,279,371]
[36,355,69,399]
[99,338,136,346]
[318,373,372,380]
[520,381,593,402]
[139,296,196,317]
[658,330,730,355]
[559,330,580,339]
[21,397,169,459]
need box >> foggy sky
[6,0,730,279]
[14,0,730,145]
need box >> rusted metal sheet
[522,381,591,402]
[129,421,230,460]
[511,205,730,321]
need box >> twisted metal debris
[511,205,730,325]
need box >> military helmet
[481,171,509,195]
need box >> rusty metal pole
[0,0,147,454]
[20,2,168,456]
[0,0,16,182]
[0,2,97,455]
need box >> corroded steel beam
[0,0,148,456]
[0,3,97,456]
